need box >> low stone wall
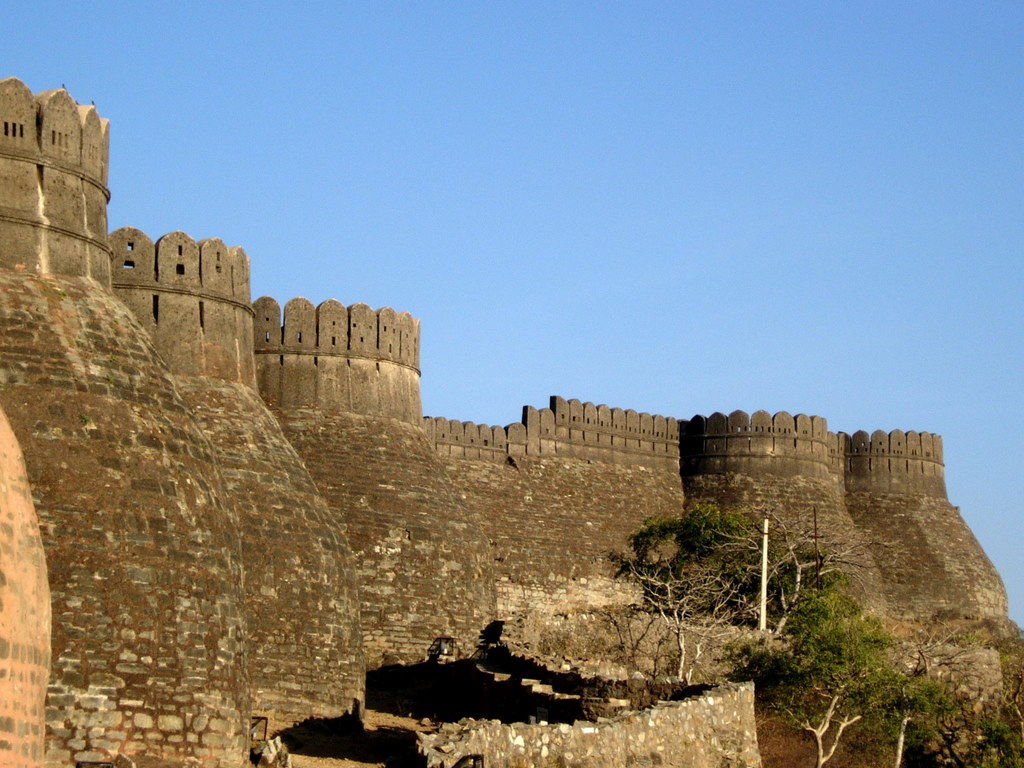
[418,682,760,768]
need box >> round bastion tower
[109,228,366,722]
[841,429,1009,628]
[0,77,110,283]
[254,296,496,667]
[0,79,249,768]
[679,410,888,610]
[0,404,50,768]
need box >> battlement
[109,227,256,384]
[425,396,681,470]
[0,78,110,281]
[840,428,947,497]
[680,410,835,480]
[424,417,515,462]
[253,296,422,423]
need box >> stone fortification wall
[680,410,837,481]
[0,406,50,768]
[273,409,495,667]
[424,398,686,615]
[842,428,946,496]
[425,395,680,471]
[840,429,1008,627]
[254,295,421,424]
[109,227,255,385]
[418,682,760,768]
[0,273,248,768]
[437,454,685,617]
[111,231,365,721]
[0,78,109,283]
[679,410,888,612]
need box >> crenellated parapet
[424,417,515,462]
[840,428,947,497]
[109,227,255,385]
[0,78,110,282]
[680,410,835,480]
[426,396,680,471]
[253,296,422,424]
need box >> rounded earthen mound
[0,273,248,768]
[0,404,50,768]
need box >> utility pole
[813,506,821,590]
[759,514,769,633]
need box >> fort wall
[0,272,249,768]
[418,682,761,768]
[254,296,421,424]
[0,405,50,768]
[680,410,836,481]
[0,78,109,283]
[840,428,1007,627]
[110,227,256,386]
[112,234,365,721]
[840,429,947,497]
[424,396,680,472]
[275,409,496,667]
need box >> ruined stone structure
[0,406,50,768]
[418,683,761,768]
[109,227,365,721]
[0,75,1013,766]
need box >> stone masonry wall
[0,405,50,768]
[424,395,680,471]
[109,227,255,386]
[169,378,366,721]
[847,490,1009,626]
[254,296,421,424]
[0,273,249,768]
[0,78,110,283]
[112,229,366,722]
[418,682,761,768]
[437,455,686,617]
[275,409,495,668]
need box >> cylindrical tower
[0,405,50,768]
[110,228,366,722]
[254,296,495,667]
[841,428,1009,627]
[254,295,422,423]
[680,410,887,610]
[0,77,110,283]
[0,80,249,768]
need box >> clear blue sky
[8,2,1023,624]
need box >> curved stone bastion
[255,296,495,667]
[110,227,366,722]
[0,405,50,768]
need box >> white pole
[759,516,769,632]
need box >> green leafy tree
[732,584,913,767]
[612,503,755,681]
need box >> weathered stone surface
[418,682,761,768]
[0,405,50,768]
[275,409,495,667]
[111,228,365,721]
[438,454,687,616]
[0,273,248,768]
[169,378,366,719]
[0,78,109,283]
